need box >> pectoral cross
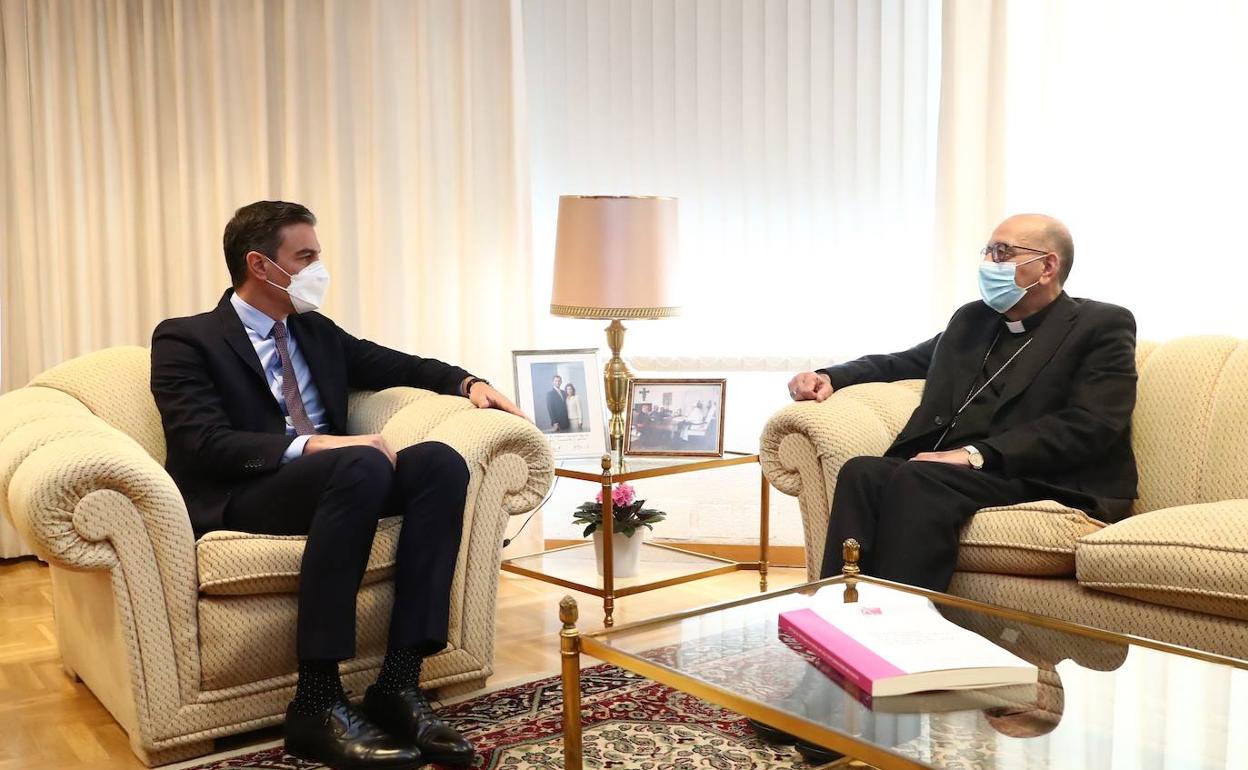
[637,386,650,401]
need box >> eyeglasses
[981,242,1051,264]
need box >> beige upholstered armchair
[0,346,554,766]
[761,336,1248,660]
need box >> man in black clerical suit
[151,201,527,770]
[544,374,570,432]
[787,213,1137,594]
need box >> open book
[779,587,1038,698]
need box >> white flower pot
[592,529,643,578]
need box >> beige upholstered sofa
[761,336,1248,661]
[0,346,554,766]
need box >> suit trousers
[819,456,1045,592]
[223,442,469,661]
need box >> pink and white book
[779,592,1037,697]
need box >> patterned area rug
[185,664,820,769]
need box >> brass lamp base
[603,319,632,462]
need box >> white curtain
[523,0,943,362]
[936,0,1248,340]
[0,0,533,392]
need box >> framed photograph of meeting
[624,378,726,458]
[512,348,608,459]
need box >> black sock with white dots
[374,647,424,694]
[290,659,347,716]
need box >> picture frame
[623,378,726,458]
[512,348,609,460]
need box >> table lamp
[550,195,679,456]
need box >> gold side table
[501,451,771,627]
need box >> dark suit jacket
[818,294,1138,518]
[545,388,569,430]
[151,289,471,534]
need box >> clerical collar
[1000,292,1064,335]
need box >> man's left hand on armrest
[462,378,530,421]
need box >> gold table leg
[600,455,615,627]
[759,469,770,592]
[559,596,584,770]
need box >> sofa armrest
[759,381,922,580]
[346,387,441,435]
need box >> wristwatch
[462,377,490,397]
[964,445,985,470]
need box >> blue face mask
[978,256,1044,313]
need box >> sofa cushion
[957,501,1105,577]
[197,516,403,595]
[1076,501,1248,622]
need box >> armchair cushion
[957,501,1105,576]
[1076,500,1248,621]
[197,517,403,596]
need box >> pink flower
[595,483,636,507]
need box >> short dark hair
[223,201,316,287]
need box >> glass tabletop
[504,541,735,592]
[584,579,1248,770]
[554,451,758,481]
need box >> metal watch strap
[964,445,984,469]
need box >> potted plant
[572,483,665,578]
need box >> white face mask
[266,260,330,314]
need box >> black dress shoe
[748,718,797,745]
[794,738,844,765]
[748,719,844,764]
[363,685,475,767]
[284,699,424,770]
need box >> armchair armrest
[346,387,440,435]
[759,381,922,580]
[5,419,195,573]
[382,402,554,516]
[6,424,201,718]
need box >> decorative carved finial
[600,454,612,471]
[842,538,861,577]
[560,595,579,626]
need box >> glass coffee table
[503,451,770,627]
[557,541,1248,769]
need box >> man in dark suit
[151,201,526,770]
[544,374,570,432]
[787,214,1137,593]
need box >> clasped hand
[787,371,834,402]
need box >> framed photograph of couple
[624,378,726,458]
[511,348,609,459]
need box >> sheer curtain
[523,0,943,363]
[0,0,533,392]
[936,0,1248,339]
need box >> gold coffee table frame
[557,539,1248,770]
[501,451,770,627]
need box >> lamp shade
[550,195,679,319]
